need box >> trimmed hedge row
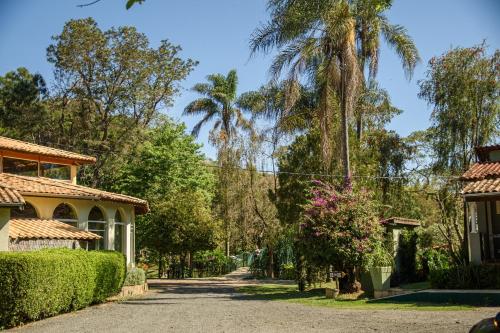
[0,249,126,329]
[430,263,500,289]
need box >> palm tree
[184,69,249,144]
[251,0,361,179]
[184,69,250,257]
[251,0,419,179]
[354,0,420,140]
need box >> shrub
[0,249,125,329]
[279,263,295,280]
[365,243,393,268]
[430,264,500,289]
[124,267,146,286]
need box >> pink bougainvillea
[299,180,383,287]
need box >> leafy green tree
[417,43,499,262]
[0,68,49,141]
[145,190,220,278]
[114,118,216,273]
[419,43,499,174]
[47,18,197,187]
[114,118,214,201]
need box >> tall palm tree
[251,0,419,180]
[184,70,250,257]
[251,0,361,180]
[184,69,249,144]
[354,0,420,139]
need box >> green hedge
[430,263,500,289]
[0,249,126,329]
[124,267,146,286]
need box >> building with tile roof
[461,144,500,264]
[0,136,148,265]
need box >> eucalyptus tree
[353,0,420,139]
[184,69,251,256]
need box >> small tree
[299,180,383,292]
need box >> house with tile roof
[0,136,148,265]
[461,145,500,264]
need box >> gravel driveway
[9,270,499,333]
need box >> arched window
[11,202,38,219]
[114,210,124,253]
[53,203,78,227]
[88,206,106,250]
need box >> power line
[37,141,461,181]
[203,163,460,180]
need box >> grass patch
[236,284,479,311]
[399,281,431,290]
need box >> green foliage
[419,42,499,174]
[115,119,215,201]
[280,263,296,280]
[430,264,500,289]
[299,181,383,290]
[365,242,393,268]
[114,119,218,261]
[190,249,239,277]
[123,267,146,286]
[0,68,48,141]
[146,190,220,257]
[0,249,125,329]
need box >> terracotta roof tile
[461,162,500,181]
[380,217,420,227]
[0,173,149,213]
[9,218,102,240]
[0,136,96,164]
[462,178,500,195]
[0,184,24,206]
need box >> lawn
[236,284,483,311]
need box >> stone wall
[9,238,87,251]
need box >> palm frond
[191,110,218,137]
[380,15,421,79]
[183,98,219,116]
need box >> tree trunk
[268,246,274,279]
[340,59,351,184]
[188,251,193,278]
[356,114,362,142]
[297,254,306,292]
[158,254,163,279]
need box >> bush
[0,249,126,329]
[279,263,295,280]
[365,243,393,268]
[430,264,500,289]
[124,267,146,286]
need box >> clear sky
[0,0,499,160]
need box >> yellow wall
[22,196,136,265]
[0,208,10,251]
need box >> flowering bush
[299,180,383,291]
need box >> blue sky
[0,0,499,160]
